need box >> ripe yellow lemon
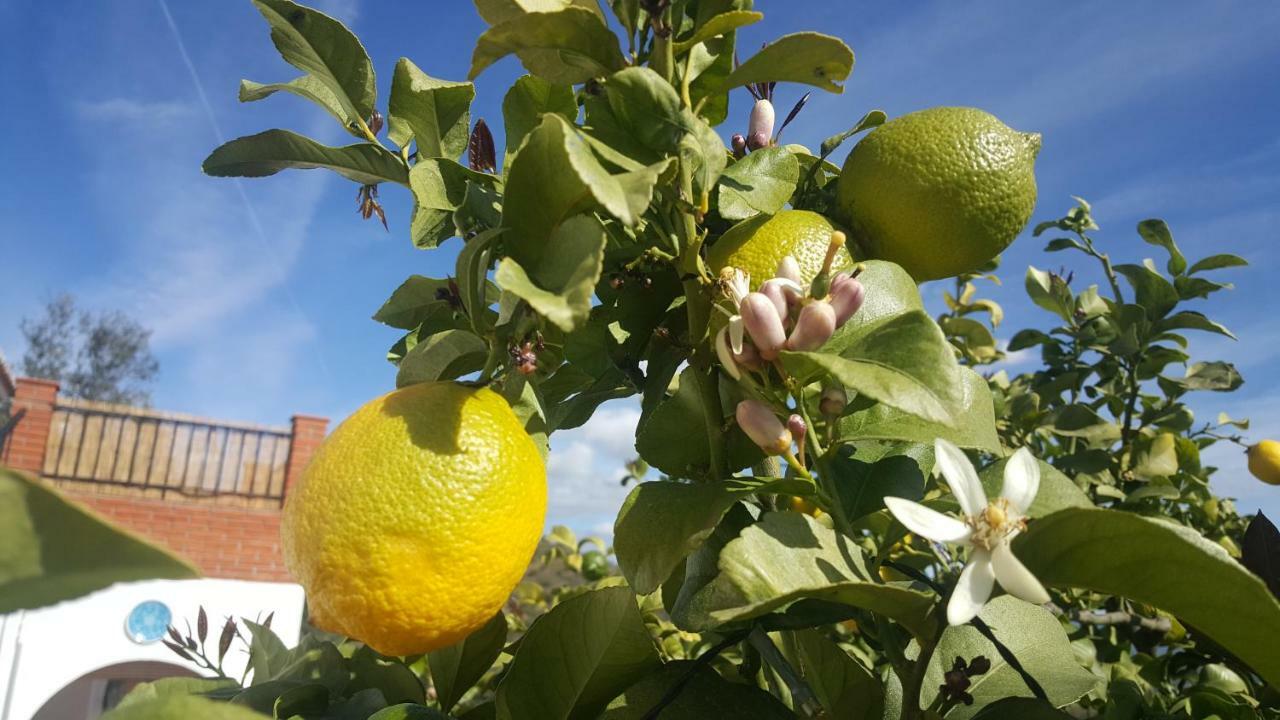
[708,209,853,289]
[1247,440,1280,485]
[281,381,545,656]
[836,107,1040,282]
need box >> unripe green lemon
[836,107,1041,281]
[1248,440,1280,485]
[708,210,853,289]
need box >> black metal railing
[43,403,292,502]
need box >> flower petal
[934,438,987,518]
[714,328,742,381]
[729,315,745,355]
[884,497,972,543]
[947,550,995,626]
[992,541,1050,605]
[1000,447,1040,515]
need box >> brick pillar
[2,377,60,474]
[284,414,328,495]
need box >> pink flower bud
[787,414,807,447]
[734,341,764,372]
[819,386,846,416]
[776,255,802,284]
[747,99,775,149]
[786,301,836,351]
[736,400,792,456]
[731,133,747,158]
[828,274,866,327]
[759,279,791,321]
[740,292,787,360]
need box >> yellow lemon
[708,209,853,289]
[836,107,1040,281]
[281,381,546,656]
[1247,440,1280,485]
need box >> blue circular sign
[125,600,172,644]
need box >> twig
[1055,607,1172,633]
[641,630,749,720]
[748,628,825,718]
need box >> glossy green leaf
[387,58,474,158]
[243,620,289,685]
[970,698,1074,719]
[1025,266,1074,322]
[717,147,800,220]
[469,7,626,84]
[585,67,692,163]
[0,467,198,613]
[826,260,924,341]
[1049,404,1121,442]
[1136,219,1186,276]
[247,0,376,130]
[203,129,408,185]
[614,481,740,595]
[1158,310,1235,339]
[672,10,762,52]
[503,75,577,166]
[408,158,491,248]
[828,442,931,524]
[495,214,607,331]
[633,366,760,478]
[1187,253,1247,275]
[601,660,792,719]
[1178,361,1242,392]
[102,694,269,720]
[502,114,668,266]
[395,329,488,386]
[1015,508,1280,686]
[1114,263,1178,320]
[782,310,963,426]
[369,705,451,720]
[114,678,241,709]
[722,32,854,93]
[819,109,887,157]
[837,367,1002,453]
[428,611,507,713]
[373,275,460,330]
[702,512,938,638]
[918,597,1098,718]
[348,646,426,706]
[785,629,883,719]
[495,585,660,720]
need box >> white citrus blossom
[884,439,1051,626]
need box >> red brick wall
[68,492,293,582]
[3,378,59,475]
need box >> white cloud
[76,98,194,123]
[544,400,641,530]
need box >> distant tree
[19,294,160,405]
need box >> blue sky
[1,1,1278,533]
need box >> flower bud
[740,292,787,360]
[759,279,791,321]
[714,327,742,381]
[828,274,866,326]
[787,414,807,447]
[747,99,775,150]
[819,386,847,416]
[776,255,802,285]
[731,133,748,158]
[786,301,836,351]
[736,400,792,456]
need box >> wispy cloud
[76,98,194,123]
[544,401,641,531]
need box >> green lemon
[708,209,853,289]
[836,107,1040,281]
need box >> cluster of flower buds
[715,233,867,382]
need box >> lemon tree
[9,2,1280,720]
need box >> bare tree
[19,294,160,405]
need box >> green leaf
[672,10,762,53]
[703,513,938,638]
[978,457,1091,518]
[1114,263,1179,320]
[408,158,489,248]
[369,705,452,720]
[721,32,855,93]
[601,661,793,719]
[244,620,289,684]
[613,481,740,595]
[1136,219,1187,276]
[1158,310,1235,339]
[785,629,884,719]
[971,698,1074,719]
[428,612,507,713]
[717,147,801,220]
[348,646,426,705]
[0,467,197,613]
[502,114,668,266]
[203,129,408,185]
[387,58,474,158]
[1015,508,1280,687]
[633,366,760,477]
[103,694,269,720]
[819,109,887,158]
[1024,266,1073,322]
[456,229,504,335]
[495,585,661,720]
[239,76,349,129]
[1187,253,1248,275]
[247,0,376,130]
[373,275,459,330]
[469,7,626,84]
[395,329,488,386]
[1049,404,1121,443]
[115,678,241,709]
[782,311,963,426]
[828,442,931,524]
[495,214,607,331]
[272,638,350,694]
[503,75,577,167]
[1178,360,1243,392]
[584,67,691,163]
[917,596,1099,718]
